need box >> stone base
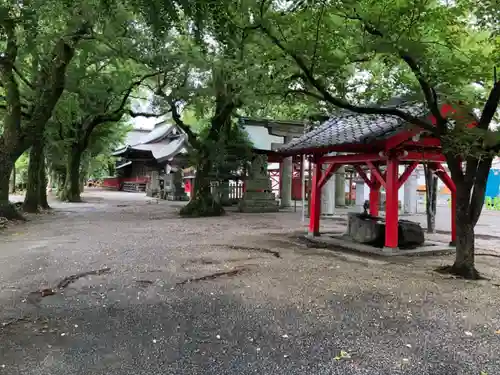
[382,246,398,254]
[398,220,425,249]
[167,194,189,201]
[346,212,425,249]
[306,234,454,257]
[347,212,385,247]
[146,188,160,197]
[238,197,279,213]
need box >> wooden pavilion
[276,101,474,250]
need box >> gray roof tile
[277,102,427,153]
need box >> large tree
[31,5,164,204]
[245,0,499,278]
[140,19,286,216]
[1,0,207,215]
[0,1,95,218]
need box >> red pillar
[385,157,399,249]
[308,161,322,236]
[450,189,456,246]
[369,176,380,217]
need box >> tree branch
[128,110,169,118]
[107,71,163,119]
[285,89,325,101]
[337,11,445,129]
[169,100,200,149]
[21,22,92,151]
[12,65,34,89]
[259,24,436,132]
[469,157,492,226]
[310,1,326,74]
[477,79,500,130]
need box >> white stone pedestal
[321,165,336,216]
[355,179,365,213]
[403,172,418,214]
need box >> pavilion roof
[277,102,427,154]
[112,122,190,163]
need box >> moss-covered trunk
[180,153,224,217]
[0,151,24,220]
[59,145,83,202]
[9,164,16,194]
[39,153,50,210]
[439,183,479,279]
[23,140,45,213]
[424,166,438,233]
[439,155,492,280]
[451,204,477,278]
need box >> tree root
[0,202,26,221]
[179,195,225,217]
[56,268,111,289]
[476,253,500,259]
[176,266,247,286]
[435,264,484,280]
[225,245,281,258]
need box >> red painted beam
[397,161,419,189]
[318,163,340,189]
[366,161,386,188]
[319,153,383,164]
[430,162,457,244]
[384,129,419,151]
[278,143,385,158]
[400,152,446,163]
[353,165,373,189]
[402,137,441,148]
[431,162,456,193]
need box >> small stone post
[355,179,365,213]
[403,171,418,214]
[280,136,293,208]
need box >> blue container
[485,169,500,198]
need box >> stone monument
[238,154,279,213]
[165,169,188,201]
[146,170,161,197]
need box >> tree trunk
[439,188,479,279]
[56,171,65,194]
[0,151,24,220]
[9,164,16,194]
[437,180,481,279]
[424,166,438,233]
[107,161,115,177]
[23,140,45,213]
[452,211,477,278]
[39,154,50,210]
[179,153,224,217]
[60,145,83,202]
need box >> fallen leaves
[334,350,351,361]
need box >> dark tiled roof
[277,102,427,153]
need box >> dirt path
[1,190,500,375]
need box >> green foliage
[14,152,29,185]
[187,115,254,182]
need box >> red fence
[102,176,150,190]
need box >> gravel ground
[1,190,500,375]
